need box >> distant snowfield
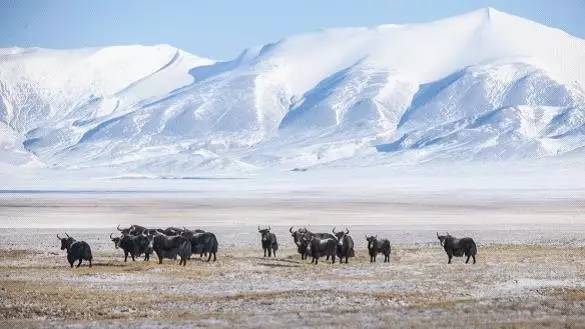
[1,161,584,229]
[1,158,583,197]
[0,8,584,177]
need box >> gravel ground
[1,192,585,328]
[2,228,585,329]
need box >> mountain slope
[1,8,584,174]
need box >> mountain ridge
[1,8,584,175]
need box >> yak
[365,235,391,263]
[181,231,218,262]
[290,227,335,259]
[58,233,93,268]
[110,232,154,262]
[333,227,355,264]
[307,236,337,264]
[258,226,278,257]
[152,233,184,264]
[177,236,192,266]
[437,232,477,264]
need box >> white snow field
[0,8,584,178]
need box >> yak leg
[472,255,476,264]
[158,255,163,264]
[206,252,212,262]
[448,253,453,264]
[76,259,82,268]
[268,248,272,257]
[69,261,74,268]
[131,253,136,262]
[465,255,471,264]
[124,252,128,262]
[89,259,92,267]
[263,248,266,257]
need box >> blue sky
[1,0,584,60]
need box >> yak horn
[268,226,271,230]
[345,228,349,234]
[332,227,336,234]
[57,234,61,240]
[258,225,261,231]
[65,232,70,238]
[117,224,122,231]
[289,226,294,233]
[110,233,114,239]
[364,234,368,239]
[437,232,440,238]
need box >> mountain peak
[1,9,584,173]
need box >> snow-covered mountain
[1,8,584,175]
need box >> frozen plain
[1,162,585,328]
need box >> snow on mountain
[0,8,584,175]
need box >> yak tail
[470,240,478,256]
[209,233,218,254]
[273,242,279,251]
[84,243,93,260]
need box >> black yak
[437,232,477,264]
[58,233,93,268]
[365,235,391,263]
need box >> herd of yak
[56,225,477,268]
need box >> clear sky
[1,0,584,60]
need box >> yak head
[289,226,308,246]
[116,224,134,235]
[57,233,74,251]
[110,233,122,249]
[437,232,452,246]
[180,229,195,239]
[258,226,271,241]
[333,227,350,245]
[144,232,155,251]
[365,235,378,249]
[298,234,313,253]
